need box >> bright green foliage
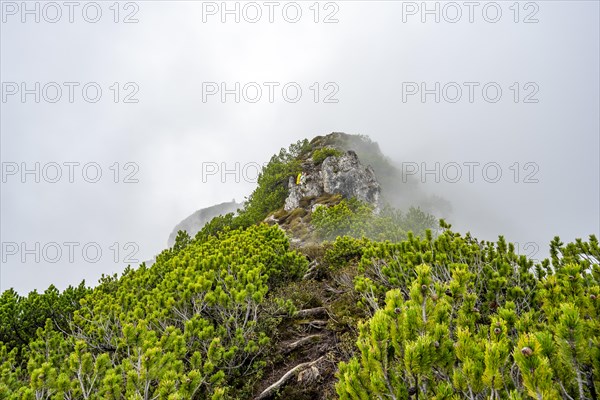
[312,199,377,240]
[312,147,343,164]
[1,225,308,398]
[0,282,89,355]
[323,236,370,270]
[337,231,600,399]
[353,229,539,315]
[312,199,437,242]
[195,213,236,242]
[235,139,310,228]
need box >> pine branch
[254,355,326,400]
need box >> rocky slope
[284,150,381,212]
[167,200,242,246]
[168,133,386,248]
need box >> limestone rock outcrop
[284,151,381,212]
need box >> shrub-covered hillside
[336,228,600,400]
[1,133,598,399]
[1,225,307,398]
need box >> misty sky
[1,1,599,294]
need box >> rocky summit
[284,150,381,212]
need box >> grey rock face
[167,200,242,247]
[284,151,381,211]
[284,177,303,211]
[321,151,380,206]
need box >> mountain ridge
[2,133,598,400]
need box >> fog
[1,1,598,293]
